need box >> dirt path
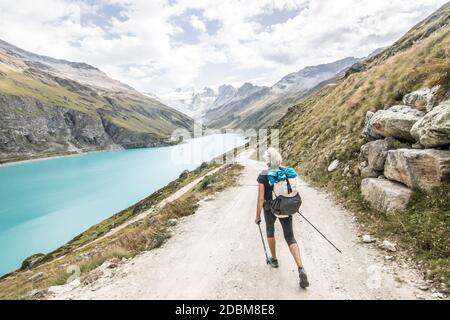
[52,151,431,300]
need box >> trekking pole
[298,212,342,254]
[257,223,270,264]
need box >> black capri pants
[263,203,297,245]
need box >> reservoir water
[0,134,246,276]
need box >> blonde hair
[264,147,282,168]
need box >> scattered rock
[327,159,340,172]
[82,269,104,286]
[68,278,81,289]
[378,175,386,179]
[100,260,112,270]
[431,292,445,299]
[382,240,397,252]
[147,214,162,226]
[384,149,450,191]
[343,165,350,175]
[168,218,178,227]
[30,289,48,300]
[48,278,81,296]
[79,252,91,260]
[28,272,46,281]
[362,235,376,243]
[410,100,450,147]
[366,106,424,141]
[418,284,430,291]
[403,86,440,112]
[361,178,412,213]
[385,256,394,261]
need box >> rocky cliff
[0,39,193,163]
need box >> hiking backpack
[269,168,302,217]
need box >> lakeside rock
[384,149,450,191]
[410,100,450,147]
[361,178,412,213]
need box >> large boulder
[384,149,450,191]
[361,178,412,213]
[368,106,424,142]
[410,100,450,147]
[360,137,409,171]
[403,86,440,112]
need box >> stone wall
[359,86,450,213]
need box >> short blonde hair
[264,147,282,168]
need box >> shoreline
[0,133,248,168]
[0,147,124,167]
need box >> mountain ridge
[204,56,360,129]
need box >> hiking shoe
[267,257,279,268]
[298,267,309,289]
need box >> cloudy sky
[0,0,447,94]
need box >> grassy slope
[276,4,450,286]
[0,161,243,299]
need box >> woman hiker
[255,147,309,289]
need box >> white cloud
[0,0,447,93]
[189,15,206,32]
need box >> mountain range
[154,82,268,122]
[204,56,360,129]
[156,56,363,129]
[0,39,193,163]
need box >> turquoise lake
[0,134,247,276]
